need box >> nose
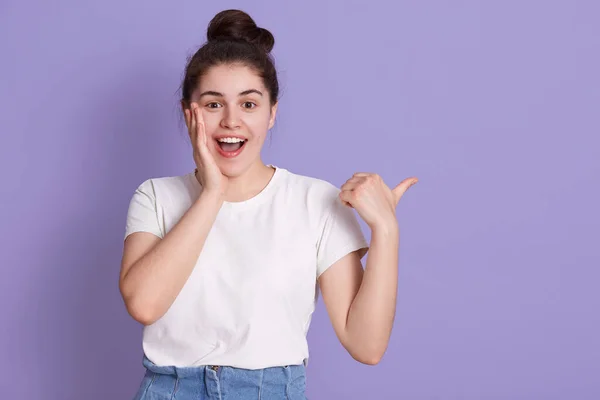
[220,109,241,130]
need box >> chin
[218,161,251,178]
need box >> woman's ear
[268,102,278,130]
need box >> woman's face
[189,64,277,178]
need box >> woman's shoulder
[278,167,341,203]
[130,171,198,200]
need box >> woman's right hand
[185,103,228,196]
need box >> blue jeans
[133,356,307,399]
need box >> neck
[223,160,275,203]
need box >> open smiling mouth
[215,137,247,158]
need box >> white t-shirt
[124,166,369,369]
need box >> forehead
[197,64,266,95]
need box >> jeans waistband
[142,355,304,378]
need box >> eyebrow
[198,89,263,98]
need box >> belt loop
[284,364,292,398]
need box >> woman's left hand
[340,173,418,229]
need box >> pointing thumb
[392,177,418,204]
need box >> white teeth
[217,137,245,143]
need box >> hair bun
[207,9,275,53]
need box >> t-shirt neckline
[188,165,285,211]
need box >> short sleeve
[124,179,164,240]
[316,197,369,277]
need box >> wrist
[369,217,399,236]
[197,189,225,207]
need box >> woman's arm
[119,191,222,325]
[121,104,228,326]
[319,173,417,364]
[319,221,398,365]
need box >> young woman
[120,9,417,400]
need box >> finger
[346,176,365,184]
[198,108,208,147]
[190,105,197,138]
[392,177,418,203]
[339,190,354,207]
[353,172,371,178]
[184,109,191,131]
[340,181,359,192]
[341,177,365,192]
[195,107,208,149]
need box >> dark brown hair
[181,9,279,107]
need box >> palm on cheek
[340,173,418,228]
[184,102,227,194]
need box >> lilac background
[1,0,599,399]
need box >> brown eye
[242,102,256,109]
[206,102,221,109]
